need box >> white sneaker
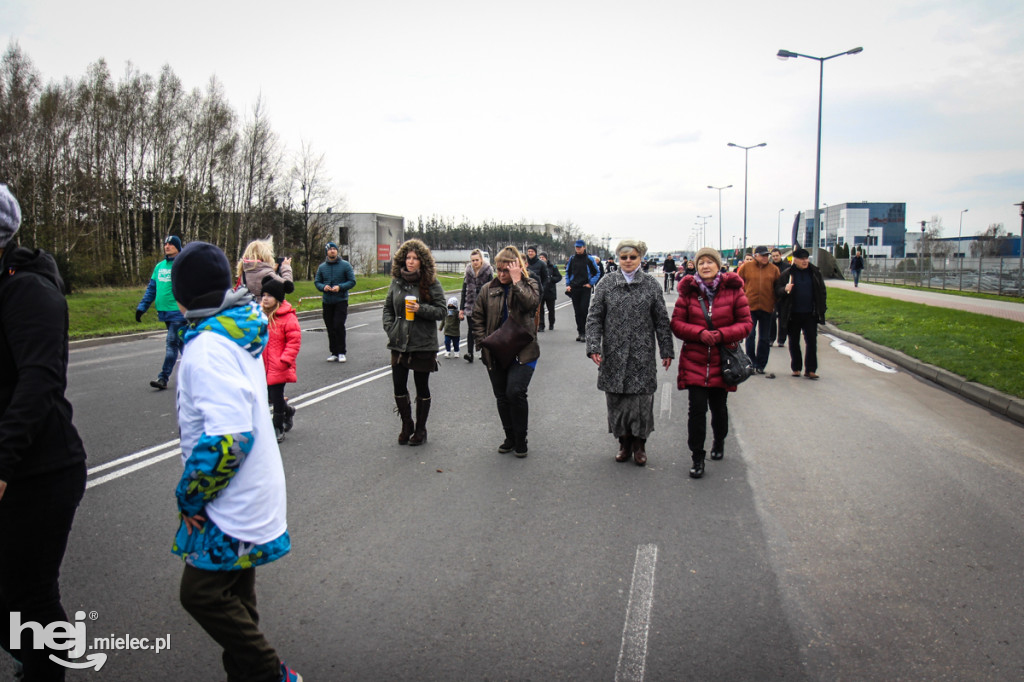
[327,355,338,362]
[337,354,347,363]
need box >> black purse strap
[697,297,716,330]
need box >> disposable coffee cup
[405,296,416,320]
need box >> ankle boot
[394,394,414,445]
[513,432,528,458]
[283,402,296,433]
[273,413,286,443]
[498,429,515,453]
[632,438,647,466]
[616,435,632,462]
[409,397,431,446]
[689,451,705,478]
[710,440,724,460]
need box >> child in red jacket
[260,275,301,442]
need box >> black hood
[1,245,65,293]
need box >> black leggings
[686,386,729,455]
[392,364,431,399]
[267,383,287,426]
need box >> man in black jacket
[769,248,791,347]
[525,246,549,323]
[776,248,827,379]
[537,252,562,331]
[0,185,87,680]
[564,239,599,342]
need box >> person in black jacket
[537,252,562,331]
[0,185,87,681]
[769,248,791,347]
[525,246,549,329]
[564,240,599,342]
[775,248,827,379]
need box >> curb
[822,322,1024,427]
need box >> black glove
[135,309,144,323]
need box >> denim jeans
[0,462,86,682]
[160,319,186,382]
[745,309,773,370]
[487,362,535,439]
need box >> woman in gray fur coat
[585,240,675,466]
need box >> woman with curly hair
[471,246,540,457]
[382,239,446,446]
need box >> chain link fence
[836,257,1024,297]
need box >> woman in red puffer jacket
[260,275,301,442]
[671,247,752,479]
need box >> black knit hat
[171,241,232,310]
[261,274,293,302]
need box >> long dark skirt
[605,392,656,439]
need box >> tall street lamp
[777,208,785,247]
[958,208,968,289]
[777,45,863,265]
[727,142,766,256]
[697,215,712,247]
[1015,201,1024,297]
[707,184,732,251]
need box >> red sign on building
[377,244,391,261]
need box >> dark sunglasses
[620,254,639,261]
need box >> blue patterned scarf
[181,295,268,358]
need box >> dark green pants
[179,565,281,682]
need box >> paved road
[5,289,1024,680]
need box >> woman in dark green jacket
[383,239,446,446]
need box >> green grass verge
[70,275,402,340]
[828,288,1024,399]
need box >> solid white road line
[86,449,180,489]
[615,543,658,682]
[87,439,181,474]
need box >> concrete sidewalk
[827,279,1024,322]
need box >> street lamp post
[726,142,766,257]
[777,208,785,247]
[957,208,969,290]
[777,46,863,266]
[707,185,732,251]
[1014,202,1024,296]
[697,215,712,247]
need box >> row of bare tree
[407,215,601,264]
[0,43,338,288]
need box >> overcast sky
[4,0,1023,252]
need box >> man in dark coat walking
[776,248,827,379]
[564,239,599,342]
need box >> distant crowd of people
[2,170,833,682]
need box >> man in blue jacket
[136,235,185,389]
[315,241,356,362]
[564,239,600,342]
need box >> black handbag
[480,316,532,368]
[480,286,533,368]
[698,297,754,386]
